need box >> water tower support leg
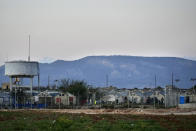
[9,77,13,109]
[9,77,12,92]
[30,77,33,109]
[38,74,40,93]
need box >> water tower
[5,61,40,108]
[4,35,40,108]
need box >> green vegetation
[59,79,88,101]
[0,110,196,131]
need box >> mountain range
[0,55,196,89]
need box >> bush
[102,104,115,109]
[53,116,73,130]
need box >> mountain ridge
[0,55,196,89]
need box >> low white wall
[178,103,196,108]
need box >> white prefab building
[55,92,76,106]
[150,91,164,102]
[102,95,116,103]
[129,91,143,104]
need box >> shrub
[53,116,73,130]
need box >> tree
[94,88,104,100]
[59,79,88,103]
[59,79,71,92]
[156,86,163,91]
[146,97,153,104]
[191,85,196,94]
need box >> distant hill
[0,56,196,89]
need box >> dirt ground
[2,108,196,115]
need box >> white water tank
[5,61,39,76]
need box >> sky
[0,0,196,66]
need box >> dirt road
[2,108,196,115]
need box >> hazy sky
[0,0,196,65]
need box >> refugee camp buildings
[54,92,76,106]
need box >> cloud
[39,57,56,63]
[140,62,164,69]
[111,70,120,77]
[120,64,140,75]
[120,64,136,70]
[101,60,114,68]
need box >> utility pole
[77,91,80,107]
[38,74,40,93]
[100,96,101,109]
[54,80,58,90]
[175,79,180,107]
[165,86,167,108]
[128,91,130,109]
[87,87,89,109]
[45,93,46,109]
[171,72,174,107]
[0,72,1,89]
[48,75,50,89]
[106,74,108,88]
[30,77,33,109]
[191,78,196,94]
[15,82,17,109]
[172,72,174,89]
[131,91,133,108]
[59,97,60,109]
[154,75,156,109]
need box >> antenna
[6,53,8,62]
[28,35,31,61]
